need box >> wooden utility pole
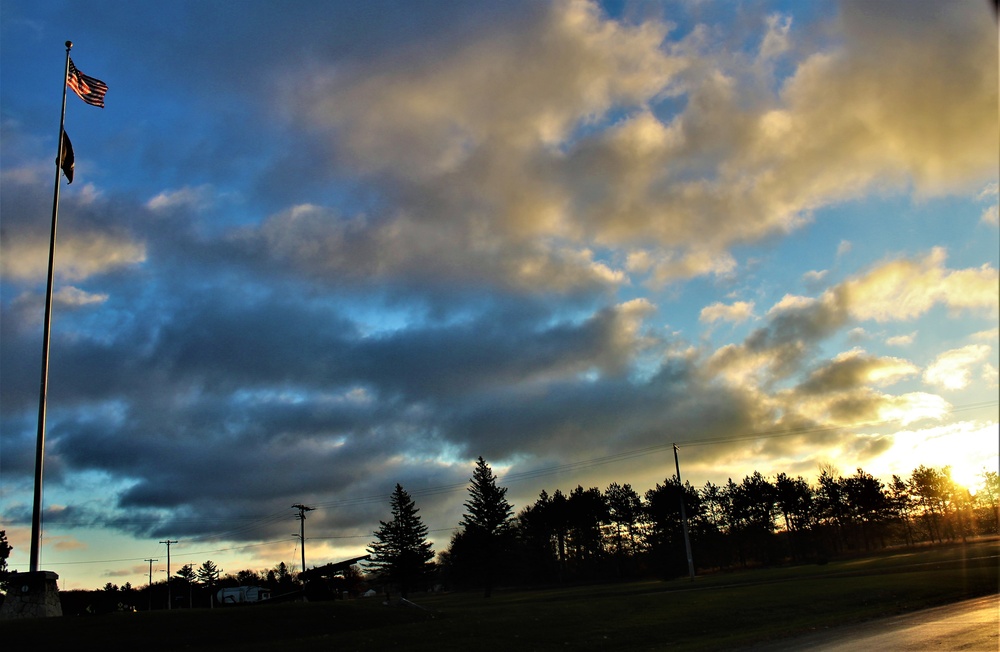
[144,558,158,611]
[160,540,177,609]
[292,504,314,573]
[674,444,695,581]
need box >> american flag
[67,58,108,108]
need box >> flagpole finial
[65,41,73,49]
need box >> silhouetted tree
[844,469,892,550]
[197,560,221,608]
[889,474,916,545]
[567,485,608,569]
[367,484,435,597]
[729,472,777,564]
[516,491,561,582]
[978,470,1000,533]
[774,473,814,559]
[175,563,196,608]
[815,469,850,552]
[909,465,948,542]
[266,561,299,594]
[0,530,12,593]
[697,481,731,568]
[235,568,262,585]
[605,483,645,565]
[548,489,570,573]
[453,457,514,597]
[645,476,700,577]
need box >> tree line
[371,459,999,596]
[2,458,996,612]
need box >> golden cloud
[700,300,756,324]
[835,249,999,323]
[1,231,147,282]
[923,344,993,391]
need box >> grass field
[3,540,998,650]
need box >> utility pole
[159,540,177,609]
[292,504,314,573]
[144,558,158,612]
[674,444,695,581]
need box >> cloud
[797,349,917,394]
[834,249,999,322]
[253,0,998,296]
[0,229,147,283]
[923,344,993,391]
[0,172,147,283]
[763,0,998,198]
[983,204,1000,226]
[976,179,998,226]
[54,286,109,307]
[49,534,88,552]
[146,185,216,212]
[758,13,792,62]
[885,332,916,347]
[242,202,626,294]
[983,364,999,389]
[700,300,755,324]
[972,327,999,343]
[298,0,682,177]
[802,269,827,290]
[706,251,995,406]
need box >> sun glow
[871,420,999,493]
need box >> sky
[1,0,997,592]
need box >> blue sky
[1,0,997,590]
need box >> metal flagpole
[29,40,74,573]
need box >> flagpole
[29,40,73,574]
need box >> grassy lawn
[3,540,997,650]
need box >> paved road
[749,594,999,651]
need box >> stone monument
[0,571,62,619]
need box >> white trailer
[216,586,271,604]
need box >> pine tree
[460,457,514,536]
[176,563,196,608]
[0,530,12,593]
[196,560,221,608]
[455,456,514,597]
[367,484,435,597]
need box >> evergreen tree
[455,456,514,597]
[267,561,298,593]
[196,560,221,608]
[645,476,701,576]
[605,483,644,557]
[367,484,435,597]
[176,563,196,608]
[0,530,12,593]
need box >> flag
[57,131,75,184]
[67,58,108,108]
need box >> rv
[216,586,271,604]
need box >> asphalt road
[749,594,999,651]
